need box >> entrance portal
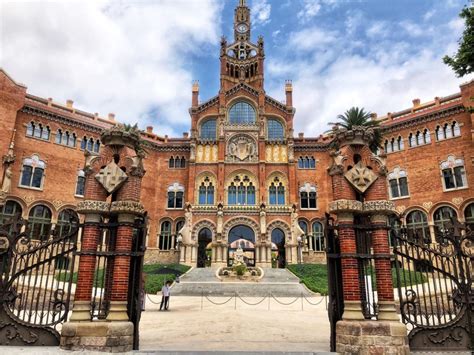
[271,228,286,268]
[197,228,212,268]
[227,225,255,266]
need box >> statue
[1,166,12,194]
[234,246,245,266]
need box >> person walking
[159,280,172,311]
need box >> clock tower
[219,0,265,91]
[234,0,250,42]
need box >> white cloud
[251,0,271,26]
[366,21,389,39]
[0,0,222,136]
[266,14,472,137]
[288,27,337,51]
[297,0,321,23]
[423,9,436,21]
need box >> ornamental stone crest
[95,161,128,194]
[344,161,378,193]
[226,134,257,162]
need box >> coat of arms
[227,135,257,162]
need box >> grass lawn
[287,264,427,295]
[56,263,190,295]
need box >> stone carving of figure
[1,166,12,193]
[288,140,294,161]
[291,204,304,242]
[247,141,255,158]
[229,141,237,157]
[190,142,196,161]
[234,247,245,266]
[272,145,279,162]
[196,145,204,162]
[281,145,287,162]
[330,150,344,167]
[182,203,193,242]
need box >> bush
[287,264,427,296]
[55,263,191,294]
[234,264,247,276]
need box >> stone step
[171,282,311,297]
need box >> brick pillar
[337,211,364,320]
[365,169,399,321]
[70,165,108,322]
[106,213,135,321]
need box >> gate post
[328,126,409,355]
[61,125,146,352]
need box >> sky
[0,0,472,137]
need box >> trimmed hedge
[55,263,190,294]
[287,264,427,296]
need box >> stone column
[191,245,197,263]
[212,245,217,263]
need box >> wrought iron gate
[393,218,473,351]
[0,211,79,346]
[127,215,147,350]
[325,214,343,352]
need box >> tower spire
[234,0,250,42]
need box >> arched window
[198,176,214,205]
[93,140,100,153]
[167,183,184,209]
[28,205,52,241]
[464,203,474,228]
[159,221,173,250]
[175,220,185,235]
[453,121,461,136]
[397,136,404,150]
[309,222,324,251]
[169,156,186,169]
[227,174,255,205]
[56,209,78,238]
[388,167,409,199]
[298,156,316,169]
[27,122,34,136]
[408,133,415,147]
[20,154,46,189]
[169,156,175,168]
[200,119,217,140]
[423,129,431,144]
[87,138,94,151]
[406,210,430,244]
[80,137,87,150]
[440,155,467,190]
[433,206,457,234]
[267,119,284,140]
[298,220,308,235]
[299,183,317,209]
[268,177,285,205]
[0,200,22,226]
[55,129,63,144]
[75,170,86,196]
[67,132,76,147]
[229,102,256,124]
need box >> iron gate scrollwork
[393,217,473,351]
[324,213,343,353]
[0,211,79,346]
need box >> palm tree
[328,107,382,153]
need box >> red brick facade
[0,1,473,269]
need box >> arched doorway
[228,225,255,266]
[271,228,286,268]
[197,228,212,268]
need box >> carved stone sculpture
[95,161,128,194]
[344,161,378,193]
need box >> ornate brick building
[0,0,473,269]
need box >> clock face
[237,23,248,33]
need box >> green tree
[443,6,474,77]
[328,107,382,153]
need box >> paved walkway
[172,268,311,296]
[140,294,330,352]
